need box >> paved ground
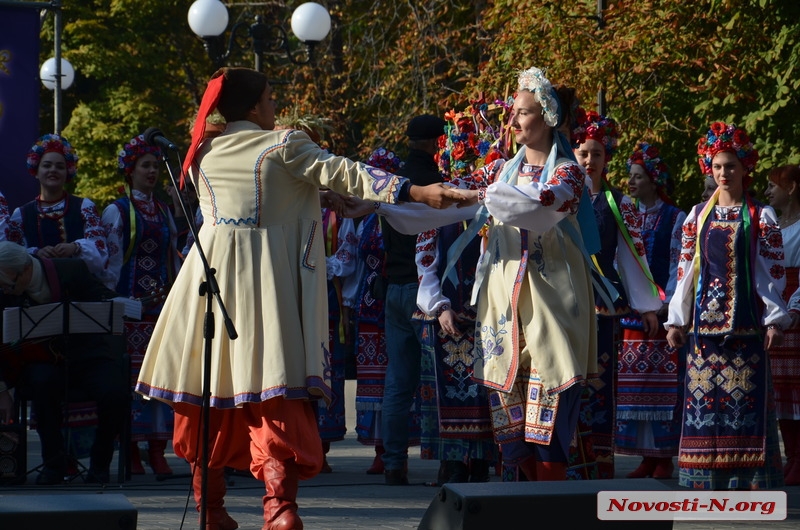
[1,381,798,529]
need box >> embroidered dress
[103,189,179,441]
[8,193,110,457]
[774,221,800,420]
[317,209,356,443]
[616,199,686,457]
[582,190,662,478]
[8,194,109,281]
[413,221,496,465]
[667,201,790,489]
[136,124,407,410]
[377,154,597,464]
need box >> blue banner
[0,5,41,211]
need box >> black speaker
[419,478,674,530]
[0,493,137,529]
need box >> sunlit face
[628,164,657,202]
[711,151,746,198]
[251,83,277,131]
[701,175,717,202]
[130,154,160,194]
[574,139,606,181]
[765,180,790,210]
[36,151,68,193]
[509,90,548,148]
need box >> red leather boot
[517,456,537,481]
[262,458,303,530]
[193,466,239,530]
[148,439,174,475]
[535,461,568,481]
[366,445,385,475]
[129,442,146,475]
[651,457,675,478]
[626,457,657,478]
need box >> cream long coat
[136,122,406,409]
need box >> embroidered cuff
[436,304,450,317]
[767,324,783,331]
[478,188,487,204]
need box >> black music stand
[2,299,131,485]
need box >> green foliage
[37,0,800,214]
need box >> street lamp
[40,57,74,135]
[187,0,331,72]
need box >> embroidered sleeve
[415,228,450,316]
[75,198,111,280]
[616,195,661,313]
[6,208,26,247]
[665,205,699,329]
[483,162,585,233]
[0,192,9,241]
[326,217,358,280]
[100,202,125,289]
[756,205,791,328]
[665,209,688,301]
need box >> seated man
[0,241,129,484]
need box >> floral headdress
[366,147,403,173]
[27,134,78,180]
[572,110,619,161]
[697,122,758,176]
[436,94,509,180]
[626,141,670,190]
[118,134,162,179]
[517,67,560,128]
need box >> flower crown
[572,110,619,161]
[436,94,509,180]
[626,141,670,189]
[27,134,78,180]
[366,147,403,173]
[517,67,560,128]
[118,134,162,178]
[697,122,758,176]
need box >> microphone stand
[159,147,237,530]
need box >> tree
[38,1,800,213]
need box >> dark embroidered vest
[21,195,85,246]
[112,196,174,316]
[695,207,761,336]
[592,189,630,315]
[355,214,385,325]
[437,221,480,316]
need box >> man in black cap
[380,113,446,485]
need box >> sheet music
[2,299,141,343]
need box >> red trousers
[173,397,323,481]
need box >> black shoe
[35,466,64,485]
[84,468,110,484]
[385,468,409,485]
[445,460,469,483]
[469,459,490,483]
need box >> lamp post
[40,57,74,135]
[187,0,331,72]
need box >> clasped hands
[325,184,479,219]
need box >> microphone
[143,127,178,151]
